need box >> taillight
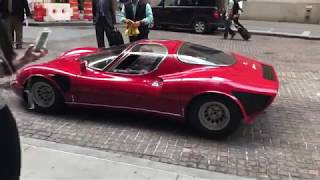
[212,11,220,19]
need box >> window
[178,42,236,66]
[81,44,129,70]
[164,0,177,6]
[196,0,216,6]
[150,0,163,7]
[110,44,167,75]
[179,0,195,6]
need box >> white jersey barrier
[43,3,73,22]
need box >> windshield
[109,43,168,75]
[81,44,130,70]
[177,42,236,66]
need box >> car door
[151,0,165,26]
[173,0,195,26]
[71,43,182,115]
[71,69,143,107]
[159,0,181,25]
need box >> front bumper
[208,20,225,29]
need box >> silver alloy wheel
[31,81,55,108]
[198,101,231,131]
[194,21,206,33]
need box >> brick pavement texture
[1,29,320,180]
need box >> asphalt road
[1,26,320,180]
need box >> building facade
[240,0,320,24]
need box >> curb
[26,21,93,27]
[246,30,320,40]
[21,137,254,180]
[216,28,320,40]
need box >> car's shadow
[22,102,263,143]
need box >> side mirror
[80,61,87,73]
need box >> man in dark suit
[92,0,117,48]
[0,0,31,49]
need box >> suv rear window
[177,42,236,66]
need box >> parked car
[12,40,279,137]
[151,0,225,33]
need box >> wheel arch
[191,16,209,27]
[22,75,65,101]
[185,92,249,123]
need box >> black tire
[192,19,208,34]
[187,96,241,138]
[26,78,64,112]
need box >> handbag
[109,29,124,46]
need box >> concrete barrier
[43,3,73,22]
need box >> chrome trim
[65,102,183,117]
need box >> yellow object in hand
[125,26,140,37]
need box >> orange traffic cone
[70,0,80,20]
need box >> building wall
[240,0,320,24]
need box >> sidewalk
[21,137,253,180]
[26,19,320,40]
[240,20,320,40]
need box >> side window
[150,0,163,7]
[179,0,195,6]
[196,0,216,7]
[165,0,178,6]
[88,56,117,70]
[110,44,168,75]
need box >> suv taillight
[212,11,220,19]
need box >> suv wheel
[193,20,208,34]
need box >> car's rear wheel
[27,78,63,112]
[187,96,241,138]
[193,20,208,34]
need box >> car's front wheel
[188,96,241,138]
[27,78,63,112]
[193,20,208,34]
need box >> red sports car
[12,40,279,137]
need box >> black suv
[151,0,224,34]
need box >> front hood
[40,47,99,73]
[42,56,82,74]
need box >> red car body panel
[12,40,279,124]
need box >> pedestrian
[92,0,118,48]
[232,0,244,29]
[0,0,31,49]
[0,21,47,180]
[223,0,235,39]
[120,0,154,42]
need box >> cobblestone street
[1,27,320,180]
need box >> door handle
[151,81,161,87]
[151,78,163,87]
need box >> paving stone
[2,28,320,180]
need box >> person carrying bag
[93,0,124,47]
